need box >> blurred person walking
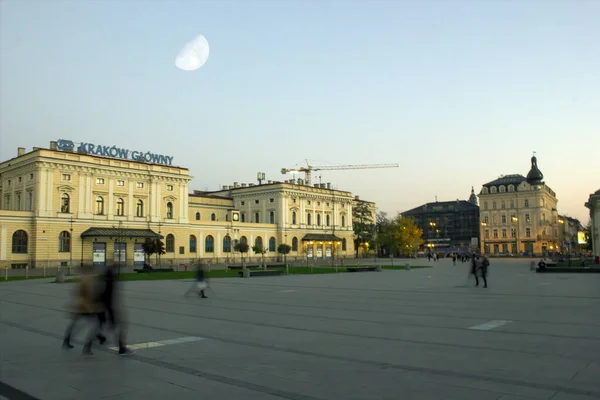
[185,263,208,298]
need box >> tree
[142,238,165,265]
[582,221,592,250]
[234,242,249,262]
[353,201,375,257]
[277,243,291,265]
[252,244,268,267]
[393,215,424,257]
[375,211,397,257]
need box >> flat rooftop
[1,260,599,399]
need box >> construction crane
[281,161,399,186]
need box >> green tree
[234,242,249,262]
[375,211,397,257]
[353,201,375,257]
[393,215,424,257]
[277,243,291,264]
[142,238,165,265]
[252,244,268,267]
[582,221,592,250]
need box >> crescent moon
[175,35,210,71]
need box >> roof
[81,228,162,239]
[482,174,526,187]
[301,234,343,242]
[402,200,478,216]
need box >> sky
[1,0,598,222]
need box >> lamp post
[512,216,519,256]
[481,222,487,254]
[69,215,74,271]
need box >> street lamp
[481,222,487,254]
[69,216,74,271]
[512,216,519,256]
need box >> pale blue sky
[1,0,598,222]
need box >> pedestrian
[479,256,490,288]
[452,253,457,266]
[470,253,480,287]
[62,265,102,355]
[185,263,208,298]
[97,265,134,355]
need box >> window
[484,201,488,210]
[189,235,197,253]
[307,200,311,205]
[542,213,546,222]
[166,202,174,219]
[61,193,70,213]
[225,214,230,222]
[317,214,321,226]
[254,200,259,204]
[492,215,497,224]
[494,244,499,254]
[326,203,330,207]
[62,174,71,181]
[307,213,312,225]
[240,236,248,245]
[525,214,530,223]
[241,201,245,206]
[136,182,144,189]
[499,186,506,193]
[116,198,125,216]
[482,187,489,194]
[211,213,216,221]
[205,235,214,253]
[492,201,497,209]
[269,198,274,203]
[508,185,515,192]
[195,212,200,220]
[483,216,489,224]
[166,234,175,252]
[117,180,125,187]
[96,178,105,185]
[510,200,514,208]
[502,244,508,253]
[166,184,174,192]
[491,187,497,193]
[493,229,498,238]
[524,199,529,207]
[485,230,489,239]
[540,198,545,207]
[241,213,246,222]
[501,215,506,224]
[15,193,21,211]
[254,212,259,223]
[12,230,28,253]
[30,173,34,179]
[59,231,70,252]
[502,229,507,238]
[27,192,33,211]
[342,238,347,251]
[223,236,231,253]
[7,180,10,186]
[269,211,275,224]
[292,211,297,225]
[526,228,531,237]
[255,236,263,248]
[511,228,516,238]
[95,196,104,215]
[341,215,346,227]
[292,237,298,251]
[136,199,144,217]
[269,237,276,252]
[501,200,506,209]
[326,214,330,226]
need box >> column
[46,169,53,212]
[128,180,134,220]
[107,179,114,217]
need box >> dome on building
[468,186,478,205]
[526,155,544,184]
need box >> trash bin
[55,269,65,283]
[405,263,410,271]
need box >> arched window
[317,214,321,226]
[205,235,214,253]
[292,211,297,225]
[12,230,28,253]
[491,187,497,194]
[269,211,275,224]
[166,202,173,219]
[254,212,259,223]
[342,238,347,251]
[341,215,346,228]
[269,237,276,252]
[292,237,298,251]
[540,198,545,207]
[223,235,231,253]
[326,215,330,226]
[136,199,144,217]
[307,213,312,225]
[116,198,125,216]
[492,201,497,209]
[499,185,506,193]
[508,185,515,192]
[165,234,175,252]
[255,236,263,248]
[189,235,197,253]
[240,236,248,245]
[95,196,104,215]
[195,212,201,220]
[211,213,216,221]
[61,193,70,213]
[510,200,515,208]
[59,231,70,252]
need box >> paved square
[1,259,600,400]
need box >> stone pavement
[1,258,599,400]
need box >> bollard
[55,268,65,283]
[4,267,8,281]
[243,269,250,278]
[376,265,382,272]
[43,265,46,277]
[25,265,29,279]
[285,263,289,276]
[405,263,410,271]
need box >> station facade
[0,141,366,269]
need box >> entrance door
[316,244,323,259]
[114,242,126,266]
[92,242,106,267]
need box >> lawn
[0,275,55,283]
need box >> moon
[175,35,210,71]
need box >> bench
[228,265,260,270]
[134,268,174,273]
[238,269,284,277]
[347,266,379,272]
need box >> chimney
[326,182,331,189]
[314,184,320,188]
[249,183,254,186]
[222,185,228,190]
[33,147,40,151]
[355,195,360,201]
[233,182,239,188]
[267,180,272,184]
[50,141,58,150]
[298,178,304,185]
[241,183,247,187]
[228,185,233,190]
[17,147,25,156]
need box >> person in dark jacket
[185,263,208,298]
[479,256,489,288]
[470,254,480,287]
[97,265,133,355]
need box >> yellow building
[478,155,560,256]
[0,141,364,269]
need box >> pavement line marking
[108,336,203,351]
[468,320,512,331]
[277,289,298,293]
[539,282,552,286]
